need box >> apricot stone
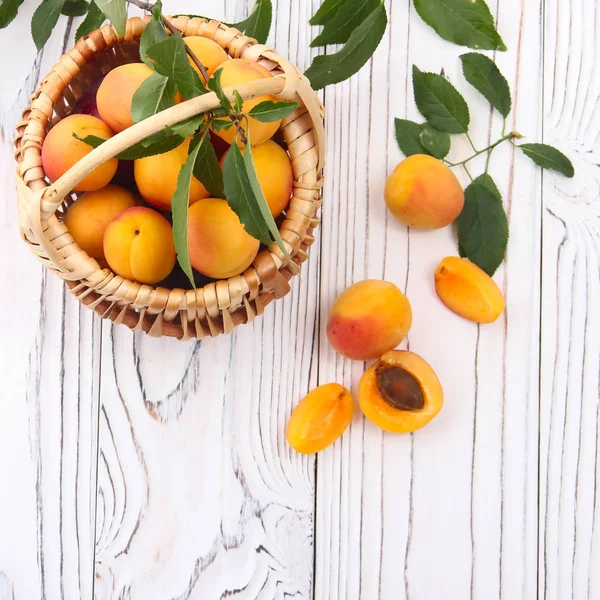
[97,63,155,133]
[384,154,464,229]
[220,140,293,217]
[434,256,504,323]
[188,198,260,279]
[103,206,176,284]
[41,114,118,192]
[359,350,443,433]
[184,36,228,82]
[210,59,281,146]
[286,383,354,454]
[134,137,209,211]
[64,185,137,260]
[326,280,412,361]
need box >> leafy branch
[395,53,574,276]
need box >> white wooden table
[0,0,598,598]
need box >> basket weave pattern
[14,16,325,339]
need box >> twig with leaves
[395,55,574,277]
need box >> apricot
[103,206,176,284]
[64,185,137,260]
[184,36,228,82]
[210,59,281,146]
[434,256,504,323]
[134,137,209,211]
[41,114,118,192]
[220,140,293,217]
[359,350,443,433]
[286,383,354,454]
[188,198,260,279]
[97,63,155,133]
[384,154,464,229]
[326,280,412,361]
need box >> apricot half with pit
[359,350,443,433]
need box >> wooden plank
[0,14,101,600]
[92,2,320,597]
[538,1,600,598]
[314,1,544,598]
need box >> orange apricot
[184,36,229,82]
[64,185,137,260]
[134,137,209,211]
[188,198,260,279]
[103,206,176,284]
[434,256,505,323]
[97,63,155,133]
[286,383,354,453]
[220,140,293,217]
[359,350,443,433]
[384,154,464,229]
[210,59,281,146]
[41,114,118,192]
[326,280,412,361]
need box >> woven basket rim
[14,15,325,339]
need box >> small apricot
[134,137,209,211]
[41,114,118,192]
[97,63,155,133]
[64,185,137,260]
[210,59,281,146]
[434,256,504,323]
[326,280,412,361]
[286,383,354,454]
[188,198,260,279]
[184,36,229,82]
[103,206,176,284]
[384,154,464,229]
[220,140,293,217]
[359,350,443,433]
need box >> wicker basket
[14,16,325,340]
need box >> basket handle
[40,76,287,216]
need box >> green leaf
[310,0,346,26]
[460,52,511,117]
[233,90,244,113]
[61,0,88,16]
[413,0,506,51]
[412,65,470,134]
[170,114,205,138]
[310,0,379,47]
[519,143,575,177]
[232,0,272,44]
[243,140,295,270]
[172,135,203,289]
[75,1,105,41]
[191,133,225,198]
[305,3,387,90]
[0,0,24,28]
[73,130,186,160]
[394,118,427,157]
[472,173,501,200]
[223,143,271,244]
[146,34,205,99]
[456,181,508,275]
[208,68,233,113]
[248,100,298,122]
[94,0,125,37]
[131,72,177,123]
[419,123,451,158]
[139,1,168,67]
[31,0,66,51]
[211,118,235,132]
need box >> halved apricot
[286,383,354,454]
[358,350,443,433]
